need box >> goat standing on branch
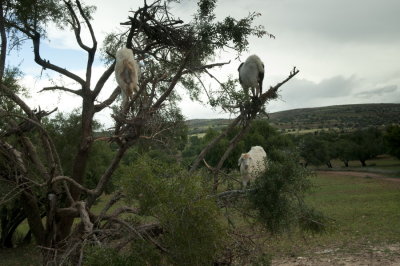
[115,47,140,107]
[238,146,267,188]
[238,54,265,97]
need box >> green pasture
[265,172,400,257]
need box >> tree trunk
[57,99,94,241]
[0,206,26,248]
[360,160,366,167]
[343,160,349,167]
[326,161,332,168]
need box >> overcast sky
[9,0,400,126]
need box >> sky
[8,0,400,126]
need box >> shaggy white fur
[238,146,267,187]
[238,55,265,97]
[115,47,140,105]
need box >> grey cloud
[355,85,398,98]
[215,0,400,43]
[280,75,359,101]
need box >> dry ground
[273,243,400,266]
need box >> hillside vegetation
[186,103,400,135]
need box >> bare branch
[51,176,94,195]
[40,86,83,96]
[0,3,7,81]
[89,145,129,206]
[92,62,116,98]
[75,0,97,51]
[64,0,91,52]
[182,61,231,75]
[76,201,93,235]
[31,33,86,86]
[151,53,191,110]
[190,115,242,173]
[260,66,299,102]
[94,87,120,112]
[1,84,35,117]
[96,191,124,223]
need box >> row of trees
[296,126,399,168]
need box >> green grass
[266,172,400,257]
[0,243,41,266]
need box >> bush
[115,156,226,265]
[249,152,326,234]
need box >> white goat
[115,47,140,106]
[238,146,267,188]
[238,54,265,97]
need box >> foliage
[298,134,330,167]
[0,67,26,111]
[183,119,294,170]
[384,125,400,159]
[117,156,225,265]
[335,136,358,166]
[3,0,95,35]
[295,127,385,167]
[248,152,326,234]
[44,112,115,192]
[350,127,385,166]
[85,241,162,266]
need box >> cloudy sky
[9,0,400,126]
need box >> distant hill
[186,103,400,135]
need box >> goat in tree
[238,55,265,97]
[115,47,140,106]
[238,146,267,188]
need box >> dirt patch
[273,243,400,265]
[317,170,400,183]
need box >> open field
[271,171,400,265]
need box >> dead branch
[76,201,94,235]
[94,86,120,112]
[39,86,83,96]
[89,145,129,206]
[96,191,124,223]
[92,62,116,98]
[51,176,94,195]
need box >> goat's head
[238,153,252,171]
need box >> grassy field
[1,158,400,265]
[265,172,400,258]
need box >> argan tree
[0,0,304,264]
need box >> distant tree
[350,127,384,166]
[298,134,330,167]
[384,125,400,159]
[335,137,358,167]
